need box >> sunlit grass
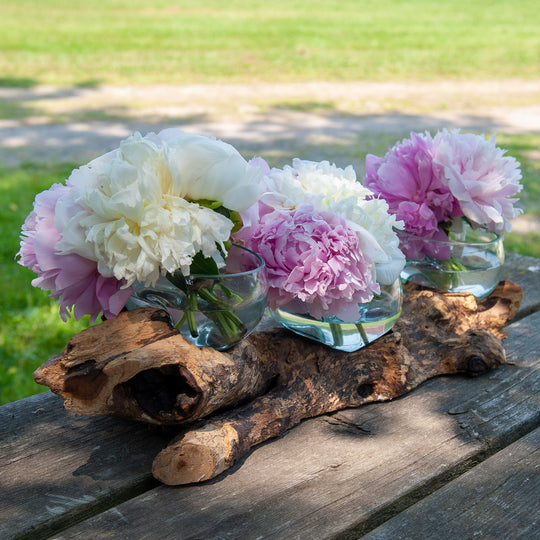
[1,0,539,86]
[0,162,92,404]
[496,134,540,217]
[496,133,540,258]
[0,305,90,404]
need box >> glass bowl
[397,221,504,299]
[127,244,268,350]
[270,279,403,352]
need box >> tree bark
[34,308,282,425]
[34,281,522,484]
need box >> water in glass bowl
[401,249,503,299]
[397,221,504,299]
[271,279,402,352]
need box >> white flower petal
[262,158,405,283]
[56,128,261,285]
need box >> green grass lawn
[1,0,539,86]
[0,163,90,403]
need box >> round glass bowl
[127,244,268,350]
[270,279,402,352]
[397,221,504,299]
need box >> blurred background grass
[1,0,540,86]
[1,0,539,403]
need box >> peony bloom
[259,158,405,285]
[148,129,262,212]
[364,131,460,240]
[55,129,263,286]
[432,130,523,233]
[235,203,380,322]
[17,183,132,323]
[17,128,262,324]
[365,129,523,237]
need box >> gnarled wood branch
[34,281,523,484]
[34,308,281,425]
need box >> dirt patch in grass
[1,79,539,233]
[1,79,539,165]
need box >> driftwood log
[34,281,522,485]
[34,309,279,426]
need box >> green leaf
[166,250,222,292]
[167,270,188,293]
[192,198,223,211]
[212,205,232,220]
[228,210,242,234]
[189,251,220,276]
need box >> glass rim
[187,243,266,279]
[393,226,503,248]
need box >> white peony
[145,128,262,211]
[262,158,405,285]
[55,129,262,285]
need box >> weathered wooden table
[1,252,539,540]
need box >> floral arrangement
[21,124,520,350]
[17,128,263,326]
[234,158,405,323]
[363,129,523,259]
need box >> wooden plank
[49,309,540,540]
[360,427,540,539]
[502,252,540,319]
[0,392,170,540]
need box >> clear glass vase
[397,220,504,299]
[270,279,402,352]
[127,244,268,351]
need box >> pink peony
[18,183,132,323]
[248,156,271,175]
[364,129,523,259]
[432,130,522,233]
[235,203,380,322]
[364,131,460,240]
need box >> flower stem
[168,267,248,345]
[355,322,369,346]
[185,291,199,337]
[329,321,369,348]
[420,256,468,291]
[197,287,244,327]
[329,322,344,347]
[195,286,247,344]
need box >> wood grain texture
[32,282,522,485]
[33,309,281,426]
[362,427,540,539]
[0,392,169,540]
[50,309,540,540]
[151,280,521,484]
[502,252,540,319]
[34,282,522,433]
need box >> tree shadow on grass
[0,77,39,88]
